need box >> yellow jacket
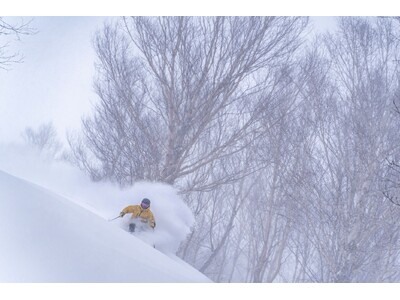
[121,205,156,228]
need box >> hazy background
[1,1,398,298]
[0,17,107,143]
[0,16,336,145]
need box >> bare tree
[0,17,34,69]
[22,122,64,160]
[62,16,400,282]
[295,17,400,282]
[69,17,309,187]
[177,50,318,282]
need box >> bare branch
[0,17,36,69]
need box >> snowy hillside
[0,169,211,282]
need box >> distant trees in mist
[22,122,65,160]
[69,16,400,282]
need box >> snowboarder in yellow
[120,198,156,232]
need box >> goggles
[141,202,150,209]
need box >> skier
[120,198,156,233]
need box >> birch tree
[298,17,400,282]
[69,17,309,187]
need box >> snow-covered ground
[0,168,211,282]
[0,169,384,300]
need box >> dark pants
[129,223,136,233]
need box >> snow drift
[0,142,195,253]
[0,169,210,282]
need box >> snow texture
[0,143,209,282]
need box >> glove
[120,212,125,217]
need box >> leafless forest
[13,16,400,282]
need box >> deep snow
[0,143,196,254]
[0,169,211,282]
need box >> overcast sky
[0,16,111,143]
[0,16,335,145]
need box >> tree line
[21,16,400,282]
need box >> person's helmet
[141,198,151,209]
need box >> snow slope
[0,143,196,255]
[0,169,211,282]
